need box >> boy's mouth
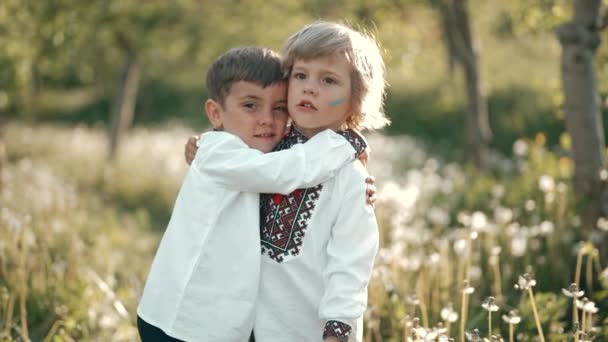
[254,133,276,139]
[297,100,317,111]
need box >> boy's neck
[291,124,347,138]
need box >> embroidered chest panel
[259,128,367,263]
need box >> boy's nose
[303,83,317,95]
[259,109,274,125]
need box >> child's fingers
[366,184,377,206]
[184,136,199,165]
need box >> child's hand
[184,135,199,165]
[357,147,369,167]
[366,176,376,206]
[323,337,343,342]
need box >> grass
[1,122,607,341]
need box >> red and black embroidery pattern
[322,320,352,341]
[260,128,367,263]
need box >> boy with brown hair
[137,46,363,342]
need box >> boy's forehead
[227,80,287,99]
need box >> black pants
[137,316,184,342]
[137,315,256,342]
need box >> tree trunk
[435,0,492,168]
[108,52,141,159]
[557,0,607,257]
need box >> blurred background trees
[2,0,608,340]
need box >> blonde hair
[282,22,390,130]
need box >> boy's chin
[250,142,278,153]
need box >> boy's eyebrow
[293,66,342,78]
[237,95,263,101]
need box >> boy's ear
[204,99,223,129]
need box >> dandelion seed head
[462,280,475,294]
[513,139,528,156]
[471,211,487,231]
[599,169,608,181]
[457,212,472,226]
[562,283,584,298]
[491,184,505,198]
[441,303,458,322]
[538,175,555,192]
[515,273,536,290]
[597,217,608,231]
[524,199,536,211]
[481,296,499,312]
[454,239,467,255]
[465,328,482,342]
[406,293,420,306]
[502,310,521,324]
[510,233,527,257]
[539,221,555,235]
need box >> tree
[557,0,607,253]
[431,0,492,168]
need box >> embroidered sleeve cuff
[323,320,352,342]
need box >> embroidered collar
[273,126,367,157]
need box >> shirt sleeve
[319,164,379,341]
[192,129,356,194]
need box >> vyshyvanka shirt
[254,128,379,342]
[137,129,358,342]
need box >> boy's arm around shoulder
[319,162,379,341]
[192,130,356,195]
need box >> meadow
[2,121,606,341]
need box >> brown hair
[206,47,285,106]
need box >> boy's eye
[293,72,306,80]
[243,103,257,109]
[323,77,337,84]
[273,105,287,113]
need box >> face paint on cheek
[328,99,345,107]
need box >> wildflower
[599,168,608,181]
[465,328,482,342]
[513,139,528,156]
[561,283,584,298]
[463,282,475,294]
[454,239,467,256]
[494,206,512,224]
[502,310,521,325]
[524,200,536,211]
[538,175,555,192]
[482,296,499,338]
[597,217,608,231]
[457,212,472,226]
[539,221,554,235]
[515,273,545,341]
[510,233,527,257]
[471,211,488,231]
[439,335,455,342]
[429,206,450,226]
[482,297,499,312]
[406,293,420,306]
[441,304,458,322]
[502,310,521,342]
[514,273,536,290]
